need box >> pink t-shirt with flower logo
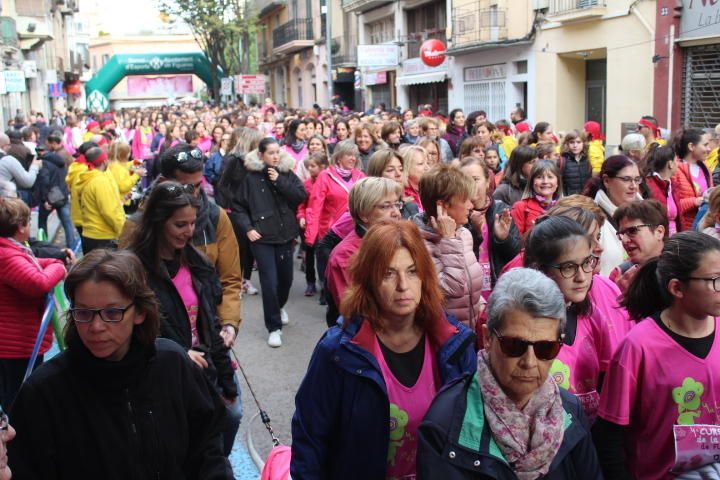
[171,265,200,347]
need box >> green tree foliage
[157,0,258,99]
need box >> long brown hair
[340,221,445,335]
[64,250,160,349]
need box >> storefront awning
[395,71,446,86]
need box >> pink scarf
[477,350,564,480]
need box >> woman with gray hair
[418,268,602,479]
[304,140,365,248]
[324,177,402,325]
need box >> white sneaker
[268,330,282,348]
[280,308,289,325]
[243,280,259,295]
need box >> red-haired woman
[291,220,476,479]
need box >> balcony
[342,0,393,14]
[451,7,507,52]
[272,18,313,55]
[332,35,358,66]
[547,0,606,23]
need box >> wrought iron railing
[452,7,507,48]
[549,0,605,15]
[272,18,313,48]
[332,35,358,64]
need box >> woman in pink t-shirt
[524,216,618,422]
[597,231,720,479]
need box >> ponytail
[620,257,668,320]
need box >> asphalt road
[232,258,328,463]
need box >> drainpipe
[667,23,674,130]
[630,2,654,37]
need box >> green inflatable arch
[84,52,224,111]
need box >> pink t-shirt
[588,275,635,366]
[374,336,439,480]
[478,221,493,301]
[690,163,709,196]
[599,318,720,480]
[667,183,678,236]
[171,265,200,347]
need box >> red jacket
[510,197,547,235]
[296,177,317,224]
[305,167,365,245]
[0,237,66,359]
[671,161,713,232]
[326,229,363,307]
[403,184,423,212]
[646,174,680,233]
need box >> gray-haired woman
[417,268,602,480]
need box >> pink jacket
[326,229,363,306]
[305,167,365,245]
[296,177,317,224]
[414,217,485,328]
[0,237,66,358]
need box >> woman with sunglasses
[127,181,240,455]
[524,216,615,423]
[418,268,601,479]
[8,250,233,478]
[596,232,720,480]
[292,221,475,479]
[582,155,644,276]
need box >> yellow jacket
[79,169,126,240]
[588,139,606,174]
[108,161,140,202]
[66,161,88,227]
[501,135,517,159]
[707,147,719,174]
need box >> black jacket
[559,152,592,196]
[8,336,233,479]
[38,151,70,202]
[134,246,238,399]
[467,200,523,287]
[232,149,307,244]
[417,373,603,480]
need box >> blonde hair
[109,141,131,163]
[401,145,429,187]
[0,197,31,237]
[348,177,403,226]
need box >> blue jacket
[417,373,603,479]
[290,315,477,480]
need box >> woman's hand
[247,230,262,242]
[299,218,306,229]
[431,204,456,238]
[494,210,513,242]
[188,350,208,369]
[220,325,237,347]
[63,248,77,267]
[469,210,485,231]
[267,167,279,182]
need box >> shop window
[464,80,505,122]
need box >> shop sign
[235,75,266,94]
[681,0,720,40]
[364,72,387,86]
[402,57,448,76]
[357,45,399,67]
[464,64,506,82]
[4,70,26,92]
[420,39,447,67]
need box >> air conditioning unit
[533,0,550,10]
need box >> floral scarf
[534,194,557,210]
[477,350,564,480]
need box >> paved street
[232,257,328,469]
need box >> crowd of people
[0,99,720,479]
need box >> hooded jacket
[232,149,307,245]
[78,169,125,240]
[0,237,66,359]
[108,160,140,201]
[66,159,88,227]
[304,166,365,245]
[8,337,233,479]
[412,213,486,328]
[443,125,468,157]
[291,315,476,480]
[588,139,606,174]
[133,246,238,399]
[417,372,602,479]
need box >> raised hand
[430,204,457,238]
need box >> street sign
[4,71,26,92]
[220,77,233,96]
[235,75,266,94]
[420,39,447,68]
[357,45,399,67]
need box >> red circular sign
[420,39,447,67]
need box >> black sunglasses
[165,183,195,196]
[492,329,564,360]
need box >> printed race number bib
[672,425,720,473]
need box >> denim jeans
[222,369,243,456]
[38,203,78,249]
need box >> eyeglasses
[177,149,203,163]
[613,176,643,185]
[616,224,655,240]
[375,201,403,211]
[492,329,564,360]
[70,304,134,323]
[687,276,720,292]
[545,254,599,279]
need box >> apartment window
[367,18,394,44]
[406,2,446,35]
[515,60,528,75]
